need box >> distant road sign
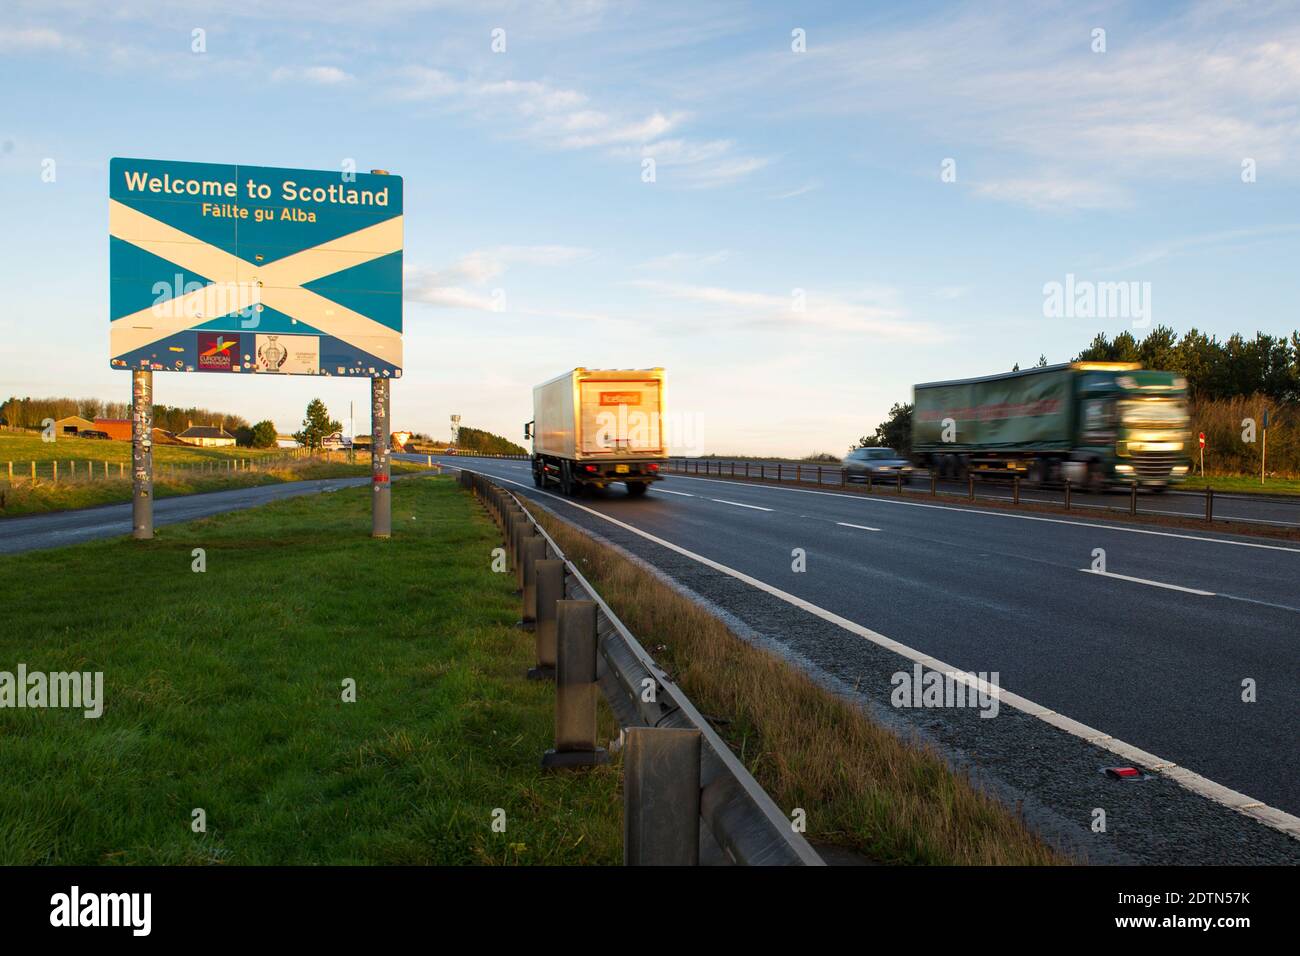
[1199,432,1205,447]
[109,158,402,377]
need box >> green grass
[1197,473,1300,495]
[0,477,621,865]
[0,439,430,518]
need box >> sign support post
[1261,409,1268,485]
[372,377,391,538]
[131,369,153,539]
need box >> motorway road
[411,454,1300,864]
[670,457,1300,528]
[0,477,373,554]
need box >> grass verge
[0,458,429,517]
[528,506,1067,865]
[0,476,621,864]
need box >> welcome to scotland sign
[109,158,402,377]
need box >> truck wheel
[627,482,648,497]
[559,462,573,496]
[1085,462,1104,494]
[532,459,543,488]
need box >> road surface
[670,457,1300,528]
[412,453,1300,865]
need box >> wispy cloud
[271,65,354,84]
[392,66,765,186]
[632,279,929,339]
[1098,224,1300,271]
[636,250,731,270]
[0,26,78,52]
[771,180,820,200]
[407,245,591,310]
[716,3,1300,209]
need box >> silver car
[845,447,913,483]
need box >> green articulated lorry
[913,362,1192,491]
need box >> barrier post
[623,727,702,866]
[528,559,564,680]
[518,536,547,629]
[542,600,609,768]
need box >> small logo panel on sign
[197,333,241,372]
[256,334,319,374]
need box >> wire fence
[0,452,340,487]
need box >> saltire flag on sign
[109,158,402,377]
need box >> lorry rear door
[579,379,663,454]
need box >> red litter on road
[1105,767,1143,780]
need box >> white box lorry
[526,368,667,496]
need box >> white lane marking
[837,521,881,532]
[656,489,695,497]
[1078,568,1215,596]
[667,474,1300,554]
[478,467,1300,841]
[710,498,772,512]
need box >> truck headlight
[1172,465,1188,475]
[1115,464,1134,474]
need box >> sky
[1,0,1298,455]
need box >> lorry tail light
[583,464,598,473]
[647,463,659,472]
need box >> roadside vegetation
[529,508,1066,865]
[0,432,428,518]
[0,478,621,865]
[453,426,528,456]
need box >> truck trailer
[526,368,667,496]
[912,362,1192,490]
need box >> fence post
[841,468,846,487]
[896,473,903,495]
[31,461,35,481]
[1013,475,1020,505]
[529,559,564,680]
[1064,479,1071,511]
[53,461,57,484]
[967,474,974,500]
[518,536,547,629]
[760,464,765,481]
[777,463,782,482]
[930,472,937,496]
[623,727,702,866]
[866,473,872,493]
[1205,486,1213,523]
[542,600,609,768]
[817,465,822,484]
[795,464,801,482]
[1130,480,1138,516]
[745,462,750,478]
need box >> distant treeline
[456,426,527,456]
[1,395,252,438]
[1075,326,1300,402]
